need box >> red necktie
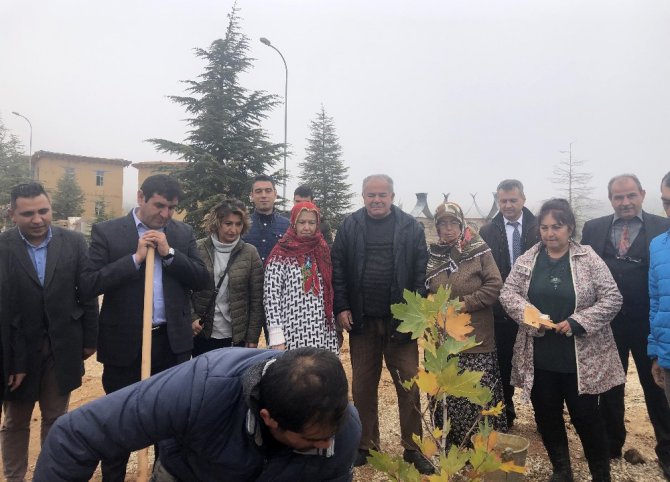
[618,222,630,256]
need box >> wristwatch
[162,247,175,260]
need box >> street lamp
[260,37,288,206]
[12,111,33,177]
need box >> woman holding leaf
[263,202,339,354]
[499,198,624,482]
[425,202,506,445]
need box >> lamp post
[260,37,288,205]
[12,111,33,177]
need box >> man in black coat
[80,174,208,481]
[0,182,98,482]
[581,174,670,476]
[479,179,539,428]
[331,174,432,474]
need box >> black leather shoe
[403,449,435,475]
[354,449,370,467]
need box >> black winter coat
[331,206,428,340]
[0,227,98,400]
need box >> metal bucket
[478,433,529,481]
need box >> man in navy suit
[81,174,208,481]
[0,182,98,482]
[581,174,670,477]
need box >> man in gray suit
[0,182,98,482]
[81,174,208,481]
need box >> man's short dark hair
[251,174,277,190]
[496,179,525,198]
[10,182,50,209]
[259,347,348,433]
[139,175,182,202]
[294,185,314,200]
[662,171,670,189]
[607,174,643,199]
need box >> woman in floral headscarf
[426,202,506,444]
[263,201,339,354]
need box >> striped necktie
[509,221,521,263]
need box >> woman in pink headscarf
[263,202,339,354]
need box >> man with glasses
[581,174,670,476]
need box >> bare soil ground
[19,335,667,481]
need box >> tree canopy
[147,6,283,234]
[0,118,31,228]
[299,105,352,228]
[550,143,598,234]
[0,118,30,205]
[52,170,85,219]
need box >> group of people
[0,174,353,482]
[1,169,670,482]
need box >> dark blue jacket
[243,210,290,264]
[34,348,361,481]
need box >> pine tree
[52,170,85,220]
[299,105,352,228]
[148,6,283,235]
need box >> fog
[2,0,668,217]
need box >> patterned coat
[499,241,625,399]
[264,258,338,354]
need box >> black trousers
[100,327,191,482]
[531,369,609,465]
[192,336,242,357]
[600,311,670,460]
[494,316,518,426]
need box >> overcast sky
[2,0,668,217]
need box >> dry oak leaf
[437,305,473,341]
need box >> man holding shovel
[81,174,208,481]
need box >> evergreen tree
[148,6,283,234]
[0,119,30,205]
[52,170,85,220]
[299,105,352,228]
[0,118,31,229]
[550,143,599,235]
[93,197,113,223]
